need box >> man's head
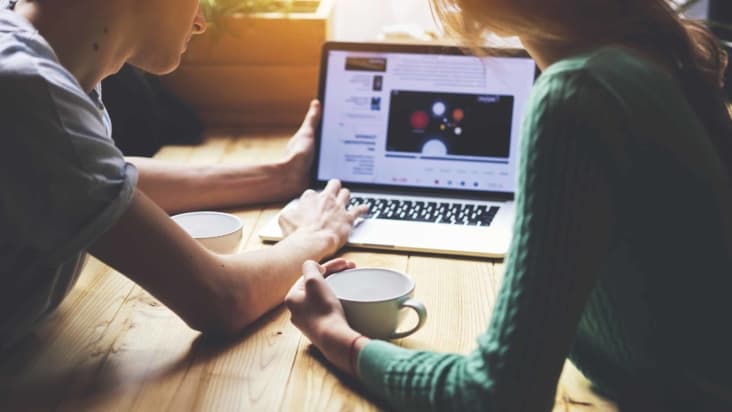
[125,0,207,74]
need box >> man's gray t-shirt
[0,10,138,350]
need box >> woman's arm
[127,100,320,213]
[90,178,367,335]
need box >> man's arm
[89,180,365,335]
[128,156,302,213]
[127,100,320,213]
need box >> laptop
[259,41,538,258]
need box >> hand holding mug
[325,267,427,340]
[285,259,363,374]
[285,260,428,375]
[286,259,355,339]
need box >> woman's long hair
[629,1,732,186]
[430,0,732,185]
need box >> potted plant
[160,0,336,128]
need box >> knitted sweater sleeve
[357,69,621,411]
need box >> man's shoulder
[0,12,80,98]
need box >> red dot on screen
[410,111,429,129]
[452,108,465,122]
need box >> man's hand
[128,100,323,212]
[278,179,369,257]
[281,100,321,197]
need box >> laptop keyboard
[348,197,499,226]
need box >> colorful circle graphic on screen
[452,108,464,122]
[410,110,429,129]
[421,138,448,156]
[432,101,446,116]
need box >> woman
[284,0,732,410]
[0,0,367,351]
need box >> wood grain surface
[0,132,617,412]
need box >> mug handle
[390,299,428,339]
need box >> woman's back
[537,46,732,408]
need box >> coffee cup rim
[327,267,415,303]
[171,211,243,239]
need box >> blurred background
[332,0,436,41]
[104,0,731,156]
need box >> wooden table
[0,131,615,412]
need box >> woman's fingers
[322,258,356,275]
[302,260,324,279]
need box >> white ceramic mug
[326,268,427,340]
[171,211,243,254]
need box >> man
[0,0,367,351]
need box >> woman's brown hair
[628,1,732,185]
[430,0,732,184]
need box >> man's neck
[15,0,131,93]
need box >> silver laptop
[259,42,538,258]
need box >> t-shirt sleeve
[0,69,137,265]
[357,69,623,411]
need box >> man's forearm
[220,229,337,331]
[127,156,302,213]
[89,189,337,336]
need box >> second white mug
[171,211,243,254]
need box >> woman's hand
[286,259,353,338]
[285,260,369,375]
[278,179,368,257]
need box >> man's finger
[301,188,317,199]
[299,99,321,131]
[349,204,370,220]
[336,188,350,205]
[323,179,341,196]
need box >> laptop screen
[314,42,537,198]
